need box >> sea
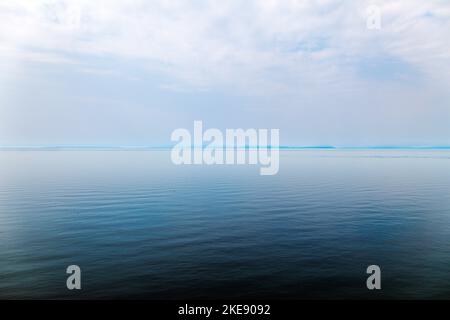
[0,149,449,299]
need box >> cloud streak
[1,0,449,90]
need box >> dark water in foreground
[0,150,450,299]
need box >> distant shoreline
[0,146,449,151]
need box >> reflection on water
[0,150,449,299]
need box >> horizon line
[0,144,449,150]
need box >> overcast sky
[1,0,449,146]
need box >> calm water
[0,150,450,299]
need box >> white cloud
[0,1,449,147]
[1,0,449,92]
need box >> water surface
[0,150,449,299]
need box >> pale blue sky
[0,0,449,146]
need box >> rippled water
[0,150,450,299]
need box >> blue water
[0,150,450,299]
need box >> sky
[0,0,449,147]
